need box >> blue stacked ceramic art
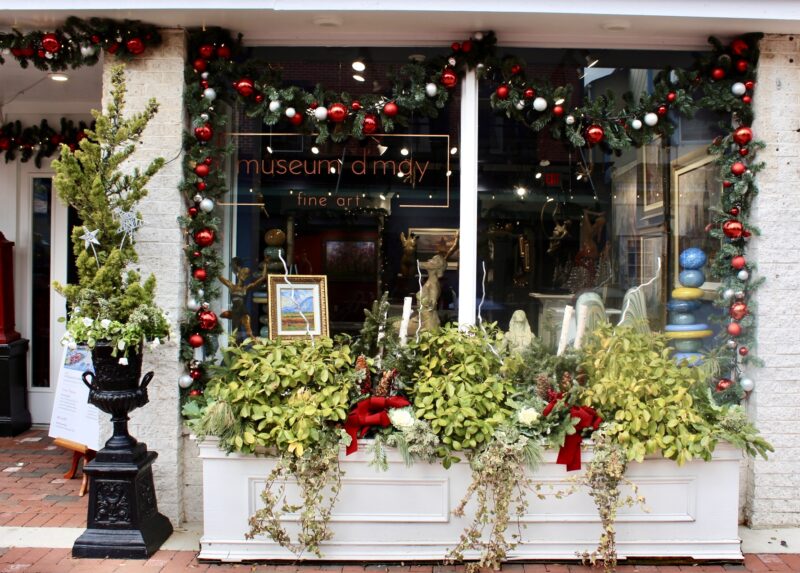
[665,248,713,365]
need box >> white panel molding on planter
[198,438,743,563]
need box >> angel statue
[399,231,417,279]
[218,257,267,339]
[418,231,459,331]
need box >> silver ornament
[473,31,484,41]
[199,198,215,213]
[726,339,738,349]
[179,374,194,389]
[731,82,747,96]
[285,107,296,118]
[644,112,658,126]
[197,289,205,298]
[735,290,746,300]
[669,70,679,84]
[515,100,526,110]
[740,378,755,392]
[1,48,11,56]
[200,113,209,121]
[269,100,281,113]
[533,97,548,112]
[565,115,576,125]
[448,57,456,66]
[202,301,210,310]
[193,193,203,203]
[187,298,200,311]
[425,82,438,97]
[631,119,643,130]
[314,106,328,121]
[738,269,750,281]
[80,45,96,58]
[203,88,217,101]
[201,72,209,80]
[722,288,735,301]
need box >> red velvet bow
[344,396,410,455]
[543,395,602,472]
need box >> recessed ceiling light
[49,73,69,82]
[352,73,365,82]
[352,59,366,72]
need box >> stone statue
[418,231,459,331]
[399,231,417,279]
[219,257,267,339]
[506,310,533,353]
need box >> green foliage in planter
[196,336,356,457]
[405,324,512,465]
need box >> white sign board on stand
[48,347,102,451]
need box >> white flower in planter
[517,407,540,426]
[117,340,126,351]
[389,407,415,429]
[118,357,129,366]
[82,317,94,327]
[100,319,112,329]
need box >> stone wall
[748,32,800,527]
[101,29,187,525]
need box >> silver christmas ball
[448,57,456,66]
[269,100,281,113]
[200,113,209,121]
[45,52,54,60]
[735,290,746,300]
[197,289,205,298]
[314,106,328,121]
[179,374,194,389]
[731,82,747,96]
[726,339,738,349]
[425,82,438,97]
[201,72,209,80]
[723,288,735,301]
[193,193,203,203]
[515,100,526,110]
[533,97,548,112]
[565,115,576,125]
[199,198,215,213]
[1,48,11,56]
[738,269,750,281]
[473,31,484,41]
[80,45,96,58]
[740,378,755,392]
[187,297,200,311]
[669,70,679,84]
[202,301,210,310]
[644,112,658,126]
[203,88,217,101]
[285,107,296,118]
[631,119,643,130]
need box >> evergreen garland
[0,118,93,167]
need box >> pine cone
[375,369,397,397]
[535,373,551,401]
[560,371,573,392]
[356,355,371,395]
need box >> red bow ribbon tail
[344,396,411,455]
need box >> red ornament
[107,43,119,55]
[204,156,213,165]
[730,302,748,320]
[731,38,749,56]
[496,85,510,100]
[511,64,522,75]
[188,207,198,218]
[666,91,677,103]
[739,346,749,357]
[200,80,209,90]
[743,230,752,238]
[290,113,303,126]
[711,67,726,81]
[585,125,605,145]
[41,33,61,53]
[729,206,740,216]
[722,220,744,239]
[441,68,458,89]
[730,162,747,176]
[362,114,378,135]
[234,78,255,98]
[125,38,145,55]
[194,228,216,247]
[193,251,202,259]
[733,126,753,146]
[194,164,210,178]
[37,49,46,59]
[255,94,264,103]
[739,147,749,157]
[188,333,205,348]
[552,105,564,118]
[0,137,10,151]
[451,42,461,52]
[194,125,213,142]
[723,180,733,188]
[217,44,232,59]
[90,34,101,44]
[716,378,734,392]
[351,101,362,111]
[189,389,203,397]
[742,95,752,104]
[382,101,399,117]
[735,59,748,73]
[193,268,207,281]
[727,322,742,337]
[328,103,348,123]
[461,40,473,53]
[657,105,668,116]
[745,80,755,90]
[196,181,207,191]
[193,58,207,72]
[197,309,218,330]
[523,87,535,100]
[189,368,203,381]
[198,44,215,59]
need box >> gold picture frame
[267,275,329,339]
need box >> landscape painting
[267,275,329,339]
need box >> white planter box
[198,438,743,562]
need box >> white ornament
[738,269,750,281]
[203,88,217,101]
[473,32,484,41]
[269,100,281,113]
[45,52,54,60]
[644,112,659,126]
[631,118,643,130]
[80,45,96,58]
[179,374,194,389]
[565,115,576,125]
[726,339,738,349]
[722,288,735,301]
[731,82,747,96]
[740,378,755,392]
[533,97,548,112]
[669,70,679,84]
[201,72,209,80]
[314,106,328,121]
[193,193,203,203]
[448,57,456,66]
[285,107,296,118]
[197,289,205,298]
[187,297,200,311]
[113,207,144,248]
[515,100,526,110]
[1,48,10,56]
[425,82,438,97]
[199,198,215,213]
[200,113,209,121]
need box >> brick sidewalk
[1,550,800,572]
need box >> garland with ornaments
[176,29,762,404]
[0,118,92,167]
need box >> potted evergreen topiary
[53,64,168,390]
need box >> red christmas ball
[125,38,145,55]
[522,88,534,100]
[193,58,207,72]
[722,220,744,239]
[742,95,752,104]
[193,251,202,259]
[188,207,198,218]
[735,59,748,73]
[511,64,522,75]
[739,346,749,357]
[204,156,213,165]
[197,309,218,330]
[194,124,213,142]
[0,137,11,151]
[194,164,210,178]
[743,230,752,238]
[382,101,399,117]
[37,49,46,59]
[451,42,461,52]
[745,80,755,90]
[188,333,205,348]
[194,228,216,247]
[666,91,677,103]
[716,378,734,392]
[496,85,510,100]
[189,368,203,381]
[739,147,749,157]
[41,33,61,53]
[727,322,743,337]
[733,126,753,146]
[552,105,564,118]
[91,34,101,44]
[461,40,472,53]
[731,38,749,56]
[328,103,347,123]
[585,124,605,145]
[234,78,255,98]
[657,105,668,116]
[441,68,458,89]
[217,44,232,59]
[723,180,733,188]
[362,114,378,135]
[730,301,748,320]
[351,100,362,111]
[193,268,207,281]
[200,80,209,90]
[198,44,215,59]
[289,113,303,126]
[711,67,726,81]
[107,43,120,55]
[729,206,740,216]
[196,181,207,191]
[255,94,264,103]
[730,162,746,176]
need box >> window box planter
[198,437,743,563]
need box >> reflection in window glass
[32,177,52,388]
